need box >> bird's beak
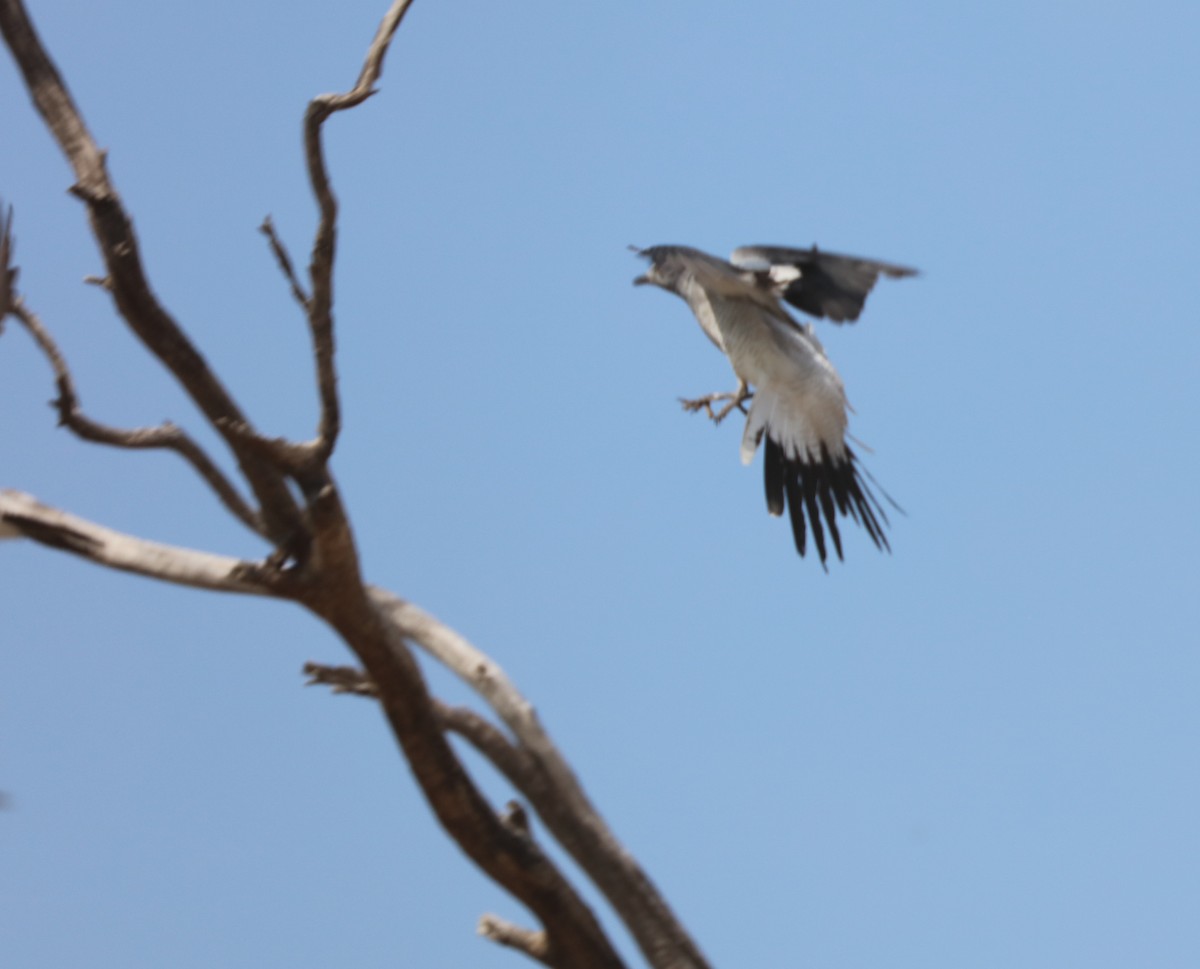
[633,274,650,286]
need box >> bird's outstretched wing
[731,244,917,323]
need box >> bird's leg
[714,381,753,423]
[679,381,753,425]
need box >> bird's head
[630,245,685,292]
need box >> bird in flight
[632,243,916,566]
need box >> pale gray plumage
[633,243,912,565]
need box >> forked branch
[7,295,262,535]
[0,0,304,549]
[272,0,420,473]
[1,1,713,967]
[374,588,714,969]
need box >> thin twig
[302,661,376,696]
[0,0,305,547]
[478,915,552,965]
[259,216,310,310]
[296,0,419,469]
[9,300,263,535]
[0,199,15,322]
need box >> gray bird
[632,243,916,566]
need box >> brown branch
[438,703,535,785]
[7,298,263,535]
[0,490,285,595]
[0,484,627,966]
[190,1,419,481]
[3,5,700,966]
[309,588,627,969]
[303,663,565,845]
[304,663,555,839]
[370,587,713,969]
[293,474,624,968]
[0,200,15,322]
[302,661,376,697]
[213,418,320,479]
[0,0,305,549]
[259,216,311,310]
[500,800,532,838]
[293,0,419,470]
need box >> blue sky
[3,0,1199,966]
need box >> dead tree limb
[378,589,713,969]
[0,491,279,593]
[8,298,262,534]
[0,2,713,967]
[0,0,304,550]
[260,215,312,311]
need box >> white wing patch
[767,264,802,286]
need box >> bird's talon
[679,388,752,425]
[678,396,716,420]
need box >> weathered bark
[0,2,712,967]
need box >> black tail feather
[764,437,786,517]
[783,473,807,558]
[816,479,843,561]
[762,441,891,565]
[799,462,829,565]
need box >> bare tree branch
[255,0,419,475]
[2,2,715,966]
[303,660,377,696]
[371,587,714,969]
[305,660,555,822]
[0,0,305,550]
[304,663,545,821]
[439,703,535,785]
[305,647,714,964]
[0,490,283,594]
[312,591,628,969]
[479,915,552,965]
[6,297,263,535]
[0,200,14,322]
[259,215,311,311]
